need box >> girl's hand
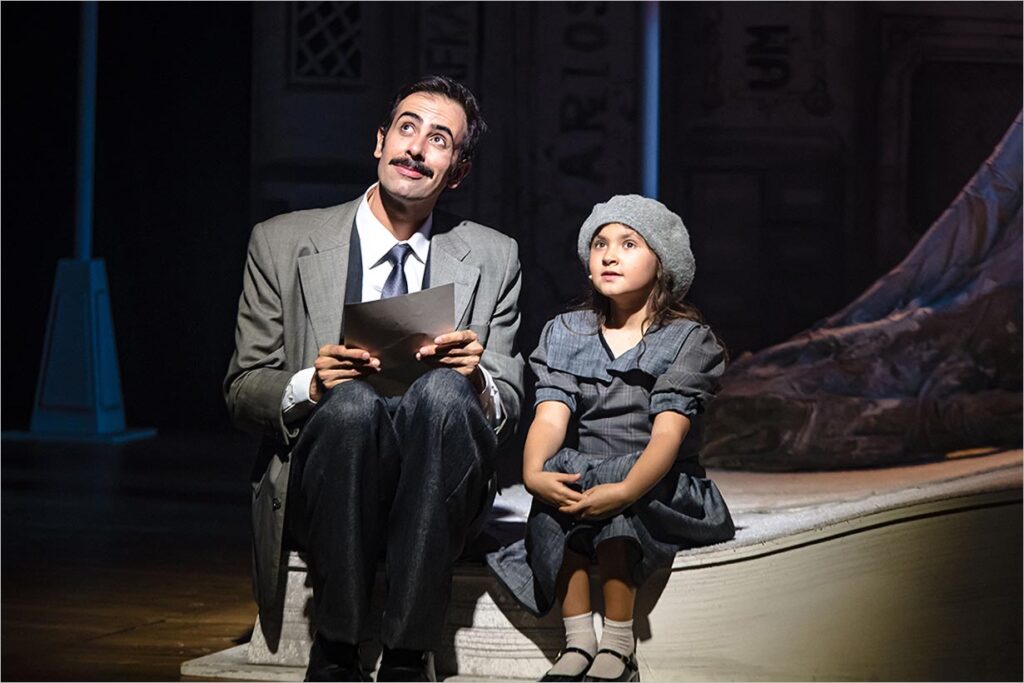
[524,470,584,508]
[559,482,634,520]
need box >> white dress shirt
[281,184,504,428]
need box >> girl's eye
[624,240,636,248]
[592,240,606,249]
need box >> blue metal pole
[12,0,153,442]
[74,1,98,261]
[641,1,660,199]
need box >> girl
[487,195,735,682]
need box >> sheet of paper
[343,283,455,396]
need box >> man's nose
[405,135,426,159]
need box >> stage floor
[1,431,258,681]
[2,432,1020,681]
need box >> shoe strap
[595,649,636,670]
[556,646,595,664]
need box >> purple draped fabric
[703,114,1023,470]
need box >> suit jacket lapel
[429,224,480,329]
[298,201,359,349]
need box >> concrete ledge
[181,644,303,681]
[182,451,1023,681]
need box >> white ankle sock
[548,612,598,676]
[587,617,635,679]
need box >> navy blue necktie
[380,243,413,299]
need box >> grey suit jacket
[223,198,525,638]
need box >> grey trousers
[286,369,497,650]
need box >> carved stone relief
[519,1,642,334]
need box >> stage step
[182,450,1022,681]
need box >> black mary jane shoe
[539,647,595,682]
[582,649,639,682]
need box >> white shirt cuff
[477,365,503,431]
[282,367,317,423]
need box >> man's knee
[294,379,392,488]
[306,379,382,431]
[404,369,479,418]
[400,369,495,479]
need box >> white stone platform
[182,449,1022,681]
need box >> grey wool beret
[577,194,695,298]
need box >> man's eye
[430,135,448,147]
[400,122,414,133]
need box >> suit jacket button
[272,497,282,510]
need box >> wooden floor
[2,431,259,681]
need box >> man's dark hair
[380,75,487,166]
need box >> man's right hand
[310,344,381,403]
[523,470,584,509]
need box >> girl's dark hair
[583,259,703,331]
[573,251,729,362]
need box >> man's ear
[446,160,472,189]
[374,128,385,159]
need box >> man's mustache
[389,157,434,178]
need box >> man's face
[374,92,470,206]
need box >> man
[224,75,524,682]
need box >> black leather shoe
[305,635,369,682]
[539,646,595,681]
[582,649,639,682]
[376,648,436,682]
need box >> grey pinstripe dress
[486,310,735,617]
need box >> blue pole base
[27,258,152,441]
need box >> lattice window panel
[290,2,363,85]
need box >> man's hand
[524,470,584,509]
[309,344,380,402]
[416,330,486,391]
[559,482,633,520]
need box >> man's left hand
[417,330,486,391]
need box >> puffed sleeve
[649,325,726,417]
[529,318,581,413]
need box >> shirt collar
[356,184,432,268]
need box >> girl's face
[588,223,659,304]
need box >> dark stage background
[3,2,252,432]
[2,1,1021,435]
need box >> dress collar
[543,310,700,382]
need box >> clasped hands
[523,470,635,521]
[309,330,484,402]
